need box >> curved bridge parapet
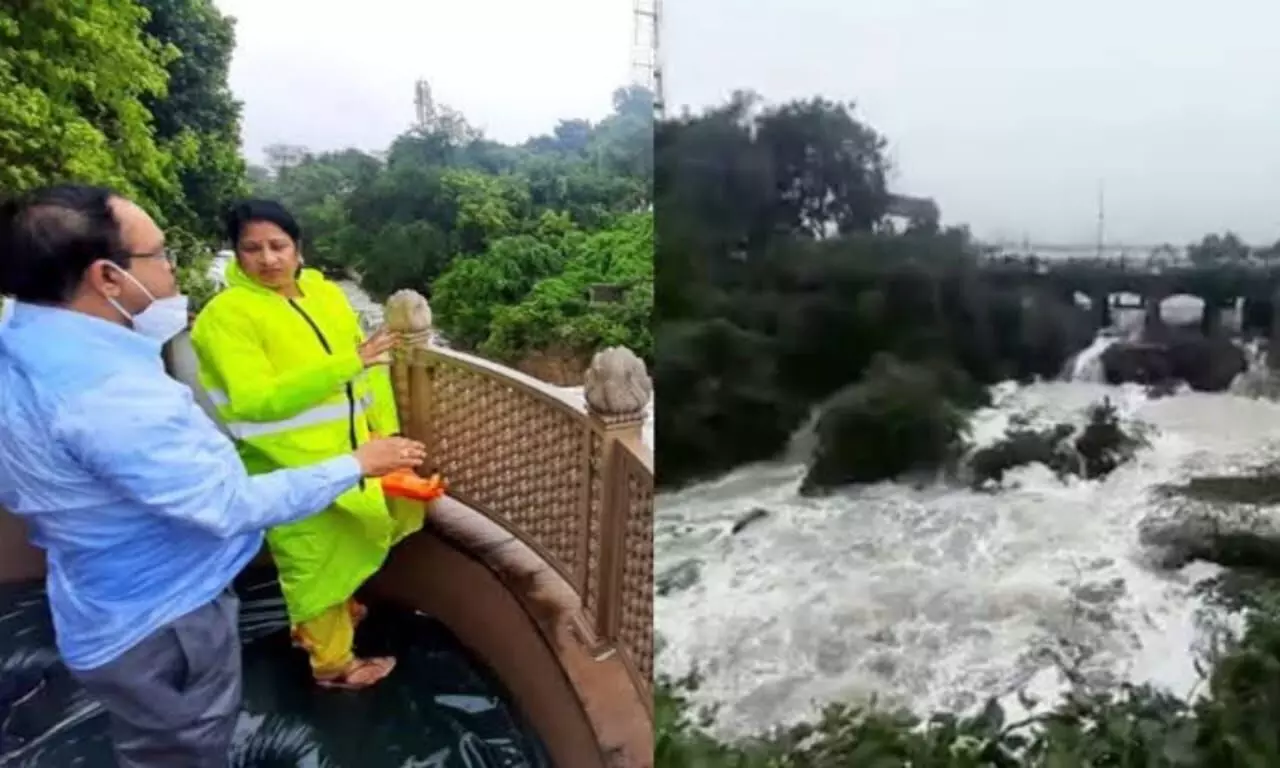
[382,289,655,765]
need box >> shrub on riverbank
[654,230,1095,489]
[799,356,973,495]
[655,318,808,485]
[969,420,1080,488]
[969,398,1148,488]
[1075,399,1148,479]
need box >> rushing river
[654,296,1274,739]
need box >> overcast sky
[665,0,1280,245]
[214,0,632,161]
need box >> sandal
[315,656,396,690]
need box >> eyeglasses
[129,247,176,267]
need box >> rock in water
[1101,342,1174,387]
[656,559,702,597]
[1140,475,1280,571]
[731,507,770,535]
[1168,336,1247,392]
[1102,337,1245,392]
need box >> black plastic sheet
[0,571,551,767]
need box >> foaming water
[655,380,1280,738]
[1065,335,1118,382]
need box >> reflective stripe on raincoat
[189,261,424,624]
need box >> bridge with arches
[980,254,1280,346]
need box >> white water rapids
[654,296,1279,739]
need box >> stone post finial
[384,289,433,348]
[583,346,651,420]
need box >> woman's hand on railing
[358,327,401,368]
[354,436,426,477]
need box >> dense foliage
[139,0,247,237]
[249,86,654,370]
[0,0,245,236]
[799,355,973,494]
[0,0,244,308]
[654,92,1093,489]
[0,1,175,209]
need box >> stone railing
[382,290,654,702]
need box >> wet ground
[0,570,551,767]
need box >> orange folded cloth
[381,469,447,502]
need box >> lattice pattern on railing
[615,444,654,690]
[383,287,655,707]
[584,433,605,618]
[420,354,591,590]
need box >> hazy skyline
[665,0,1280,245]
[214,0,634,162]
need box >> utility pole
[1095,180,1106,260]
[653,0,665,120]
[632,0,664,119]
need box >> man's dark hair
[0,184,129,304]
[0,185,128,305]
[224,199,303,248]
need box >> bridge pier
[1271,288,1280,369]
[1200,299,1222,337]
[1091,291,1112,328]
[1243,297,1272,339]
[1143,289,1167,338]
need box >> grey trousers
[72,590,242,768]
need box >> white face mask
[105,264,189,343]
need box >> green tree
[138,0,247,234]
[431,231,568,349]
[755,97,889,236]
[482,212,653,363]
[1188,231,1251,266]
[0,0,178,209]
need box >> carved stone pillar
[584,346,650,454]
[383,289,434,448]
[582,347,652,648]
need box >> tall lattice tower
[632,0,664,119]
[413,79,434,129]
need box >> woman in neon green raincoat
[191,199,424,689]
